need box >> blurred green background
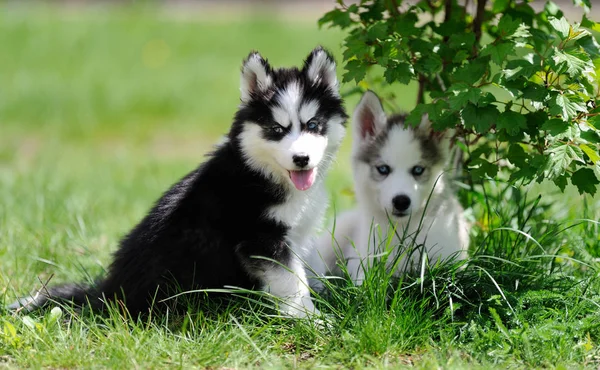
[0,1,374,289]
[1,1,597,290]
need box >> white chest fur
[266,182,328,259]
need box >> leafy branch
[320,0,600,196]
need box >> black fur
[232,48,345,145]
[9,47,347,317]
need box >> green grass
[1,4,600,369]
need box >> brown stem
[473,0,487,52]
[444,0,453,23]
[442,0,453,44]
[417,74,426,105]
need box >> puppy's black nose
[293,154,310,168]
[392,195,411,212]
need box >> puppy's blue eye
[376,165,391,175]
[306,119,319,131]
[411,166,425,176]
[271,125,284,134]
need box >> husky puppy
[308,90,469,286]
[10,47,347,318]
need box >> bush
[320,0,600,195]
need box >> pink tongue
[289,168,317,191]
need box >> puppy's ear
[303,46,339,95]
[240,52,272,104]
[418,114,447,142]
[353,90,387,140]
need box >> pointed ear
[303,46,339,95]
[418,114,447,142]
[240,52,272,104]
[353,90,387,140]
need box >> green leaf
[581,15,600,33]
[383,62,414,84]
[546,143,585,178]
[449,33,476,50]
[453,58,488,84]
[577,35,600,61]
[359,1,385,22]
[407,101,449,126]
[406,104,428,127]
[409,39,434,55]
[581,130,600,144]
[531,154,550,178]
[580,143,600,162]
[510,23,532,39]
[366,22,388,42]
[343,60,367,83]
[433,111,459,130]
[452,50,470,63]
[589,114,600,129]
[447,87,482,110]
[461,103,499,132]
[541,118,569,136]
[552,48,593,78]
[319,8,352,29]
[557,124,581,141]
[567,23,591,42]
[548,16,571,39]
[481,42,516,66]
[427,100,450,121]
[498,14,521,38]
[509,166,537,183]
[571,168,599,195]
[553,174,568,192]
[549,94,587,121]
[503,59,538,80]
[418,53,443,74]
[392,12,420,36]
[522,83,547,102]
[508,144,528,167]
[545,2,563,17]
[434,19,466,37]
[498,111,527,136]
[374,40,398,66]
[343,37,367,60]
[492,0,510,13]
[479,92,497,106]
[469,158,499,179]
[573,0,591,14]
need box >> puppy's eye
[306,118,320,131]
[411,165,425,176]
[376,165,391,176]
[271,125,284,134]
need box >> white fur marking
[261,255,318,318]
[276,83,301,114]
[272,107,291,128]
[299,100,320,123]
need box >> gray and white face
[352,91,448,218]
[235,48,348,191]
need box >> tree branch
[473,0,487,51]
[442,0,453,44]
[417,74,426,105]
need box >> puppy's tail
[7,283,101,313]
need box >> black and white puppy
[10,47,347,318]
